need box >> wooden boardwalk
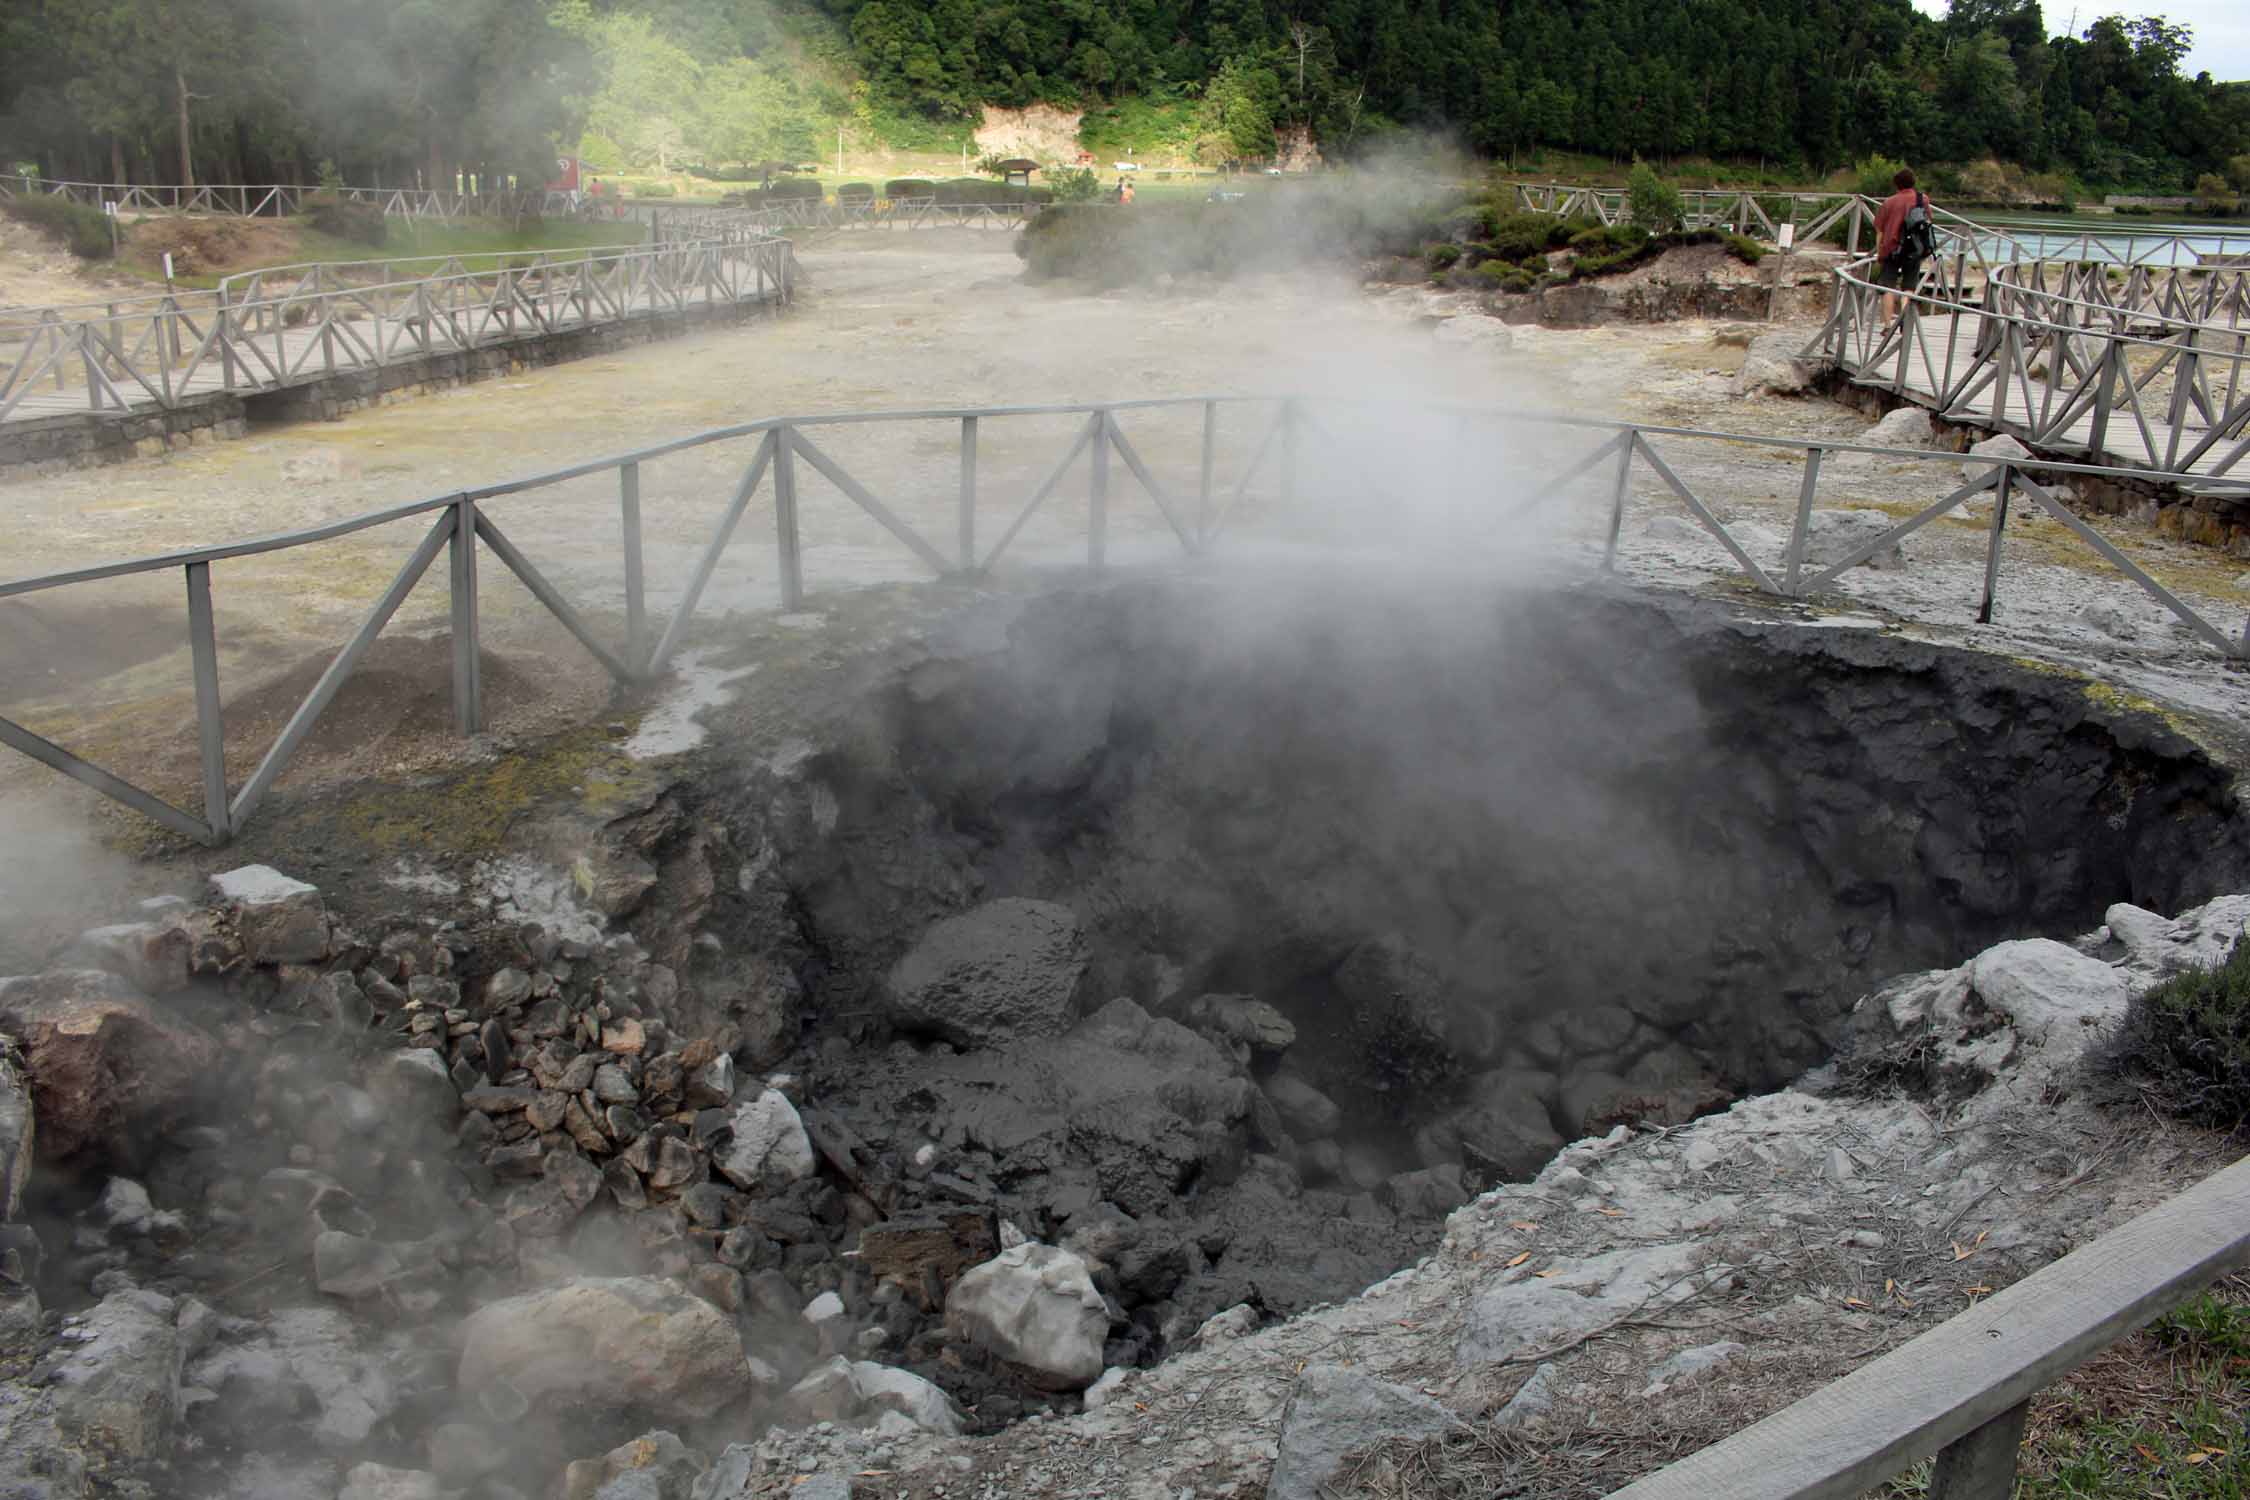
[0,236,792,431]
[1820,257,2250,493]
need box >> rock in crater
[886,898,1090,1049]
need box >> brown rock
[0,970,219,1170]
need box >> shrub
[1,193,114,259]
[1475,260,1535,294]
[765,178,823,202]
[1722,232,1765,265]
[1627,161,1684,233]
[1856,154,1907,200]
[306,196,387,247]
[2103,938,2250,1134]
[835,182,874,203]
[1423,240,1462,270]
[2194,173,2239,215]
[1487,210,1570,260]
[885,178,935,199]
[1048,167,1101,203]
[628,182,676,199]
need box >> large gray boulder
[1730,330,1817,397]
[456,1277,760,1419]
[945,1243,1109,1390]
[1267,1364,1462,1500]
[49,1288,196,1461]
[887,899,1089,1049]
[0,970,219,1171]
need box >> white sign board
[1778,224,1796,250]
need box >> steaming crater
[7,569,2247,1497]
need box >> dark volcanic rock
[885,899,1090,1049]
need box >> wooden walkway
[0,237,792,431]
[1818,259,2241,492]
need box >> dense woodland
[1,0,2246,194]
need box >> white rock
[1966,939,2130,1050]
[802,1291,845,1325]
[945,1242,1109,1390]
[1861,406,1936,451]
[2104,896,2250,983]
[848,1361,964,1436]
[208,865,319,905]
[1958,432,2030,483]
[714,1090,816,1190]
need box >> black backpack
[1896,191,1935,265]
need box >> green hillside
[2,0,2245,197]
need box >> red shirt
[1875,188,1922,258]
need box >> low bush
[1,193,114,259]
[1487,210,1574,260]
[885,178,936,199]
[1424,240,1462,270]
[836,182,875,203]
[1722,231,1765,264]
[1476,260,1535,294]
[2103,939,2250,1134]
[306,195,387,247]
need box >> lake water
[1953,210,2250,265]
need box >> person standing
[1873,168,1934,322]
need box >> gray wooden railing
[1606,1152,2250,1499]
[5,394,2248,846]
[0,235,792,425]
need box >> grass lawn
[118,215,651,290]
[1874,1279,2250,1499]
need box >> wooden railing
[5,394,2247,845]
[0,235,793,425]
[1818,250,2250,485]
[0,173,582,222]
[1606,1153,2250,1499]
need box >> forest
[1,0,2245,194]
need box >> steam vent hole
[713,576,2250,1379]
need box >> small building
[995,158,1040,187]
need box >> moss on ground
[331,724,654,856]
